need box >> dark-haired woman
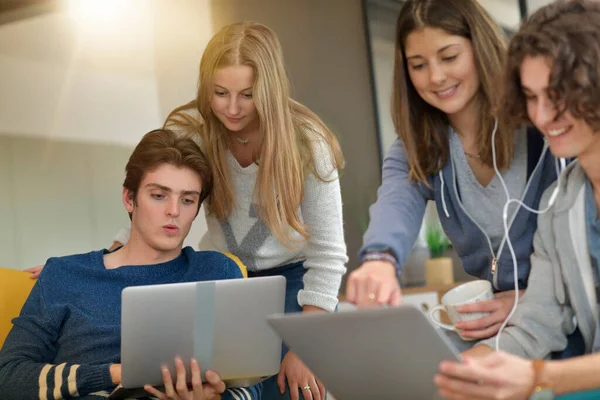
[347,0,558,343]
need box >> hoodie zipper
[448,141,549,290]
[450,157,498,286]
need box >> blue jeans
[248,261,309,399]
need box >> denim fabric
[249,261,309,399]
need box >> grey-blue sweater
[361,128,557,291]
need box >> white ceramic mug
[428,280,494,341]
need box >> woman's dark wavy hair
[393,0,510,183]
[503,0,600,133]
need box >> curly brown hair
[503,0,600,133]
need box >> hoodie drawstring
[439,170,450,218]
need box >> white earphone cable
[489,121,562,351]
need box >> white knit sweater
[198,138,348,311]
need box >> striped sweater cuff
[37,363,112,399]
[77,363,114,395]
[222,386,257,400]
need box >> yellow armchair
[0,268,36,348]
[223,252,248,278]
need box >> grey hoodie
[480,161,599,357]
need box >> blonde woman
[25,22,347,400]
[167,22,348,400]
[170,23,347,400]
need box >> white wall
[479,0,521,30]
[153,0,213,118]
[0,0,215,269]
[0,136,132,269]
[0,7,161,147]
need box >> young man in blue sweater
[0,129,260,400]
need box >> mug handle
[428,304,456,331]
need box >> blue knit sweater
[0,247,261,400]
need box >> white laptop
[110,275,285,399]
[267,305,462,400]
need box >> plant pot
[425,257,454,286]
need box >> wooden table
[338,282,469,325]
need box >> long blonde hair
[165,22,344,247]
[393,0,512,183]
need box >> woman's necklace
[236,137,249,145]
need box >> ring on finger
[368,292,376,301]
[302,385,311,391]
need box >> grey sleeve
[479,212,574,358]
[359,138,431,274]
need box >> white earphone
[489,119,565,351]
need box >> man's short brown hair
[123,129,212,217]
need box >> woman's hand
[277,350,325,400]
[346,261,402,307]
[454,290,524,340]
[22,240,124,280]
[144,357,225,400]
[24,265,43,279]
[435,351,535,400]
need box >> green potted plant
[425,225,450,258]
[424,224,453,286]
